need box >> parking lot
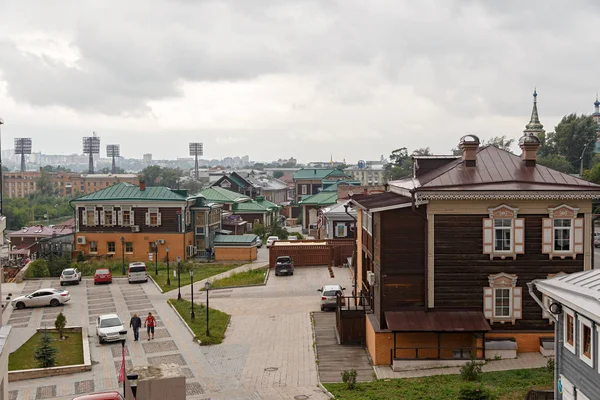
[5,264,352,400]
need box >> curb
[148,276,165,294]
[318,383,336,399]
[167,300,201,345]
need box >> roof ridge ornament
[523,88,544,137]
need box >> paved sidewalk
[374,352,548,379]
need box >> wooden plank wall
[268,239,354,267]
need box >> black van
[275,256,294,276]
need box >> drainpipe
[344,202,358,299]
[528,280,559,400]
[68,199,77,259]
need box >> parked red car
[94,268,112,285]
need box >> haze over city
[0,0,599,162]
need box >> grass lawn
[202,267,268,289]
[168,299,230,345]
[324,368,553,400]
[9,331,84,371]
[153,263,243,292]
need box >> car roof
[63,268,76,272]
[95,268,110,271]
[129,262,146,267]
[267,236,279,239]
[322,285,343,291]
[98,314,120,320]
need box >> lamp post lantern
[154,240,159,276]
[166,247,170,286]
[176,256,182,300]
[121,236,125,275]
[205,281,211,336]
[190,270,195,321]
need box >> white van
[128,262,148,283]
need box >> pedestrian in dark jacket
[130,313,142,341]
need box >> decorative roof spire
[594,93,600,108]
[523,88,544,137]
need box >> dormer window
[482,205,524,259]
[542,205,583,259]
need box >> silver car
[60,268,81,286]
[318,284,345,311]
[96,314,125,343]
[12,288,70,309]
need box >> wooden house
[349,100,600,368]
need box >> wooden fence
[268,239,354,267]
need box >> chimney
[140,181,146,191]
[459,134,481,167]
[519,135,541,167]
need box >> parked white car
[11,288,70,309]
[60,268,81,286]
[96,314,125,343]
[266,236,279,247]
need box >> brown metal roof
[349,192,411,210]
[415,146,600,191]
[385,311,491,332]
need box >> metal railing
[391,346,485,361]
[337,293,374,313]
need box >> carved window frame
[482,205,524,260]
[483,272,522,325]
[542,205,583,260]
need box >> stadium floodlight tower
[82,132,101,174]
[106,144,120,174]
[189,142,203,179]
[14,138,32,172]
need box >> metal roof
[232,201,271,212]
[213,234,258,245]
[385,311,491,332]
[71,183,187,202]
[350,192,412,211]
[297,191,338,206]
[197,187,251,204]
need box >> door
[35,291,52,306]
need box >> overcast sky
[0,0,599,163]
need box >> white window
[100,207,114,227]
[482,205,523,259]
[145,207,162,227]
[563,307,575,354]
[579,316,594,368]
[301,185,307,195]
[483,273,522,324]
[90,241,98,253]
[362,211,372,235]
[335,224,347,238]
[119,207,133,226]
[542,205,584,259]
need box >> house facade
[7,221,75,260]
[71,182,195,262]
[350,95,600,367]
[292,168,351,203]
[189,195,223,256]
[534,270,600,400]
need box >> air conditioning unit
[131,225,140,232]
[195,226,205,235]
[157,239,165,245]
[77,236,86,245]
[367,271,376,286]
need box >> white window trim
[493,287,513,319]
[564,307,575,354]
[301,185,307,195]
[102,207,115,227]
[492,218,513,254]
[579,315,594,368]
[483,205,523,260]
[106,241,116,254]
[553,218,573,254]
[89,241,98,254]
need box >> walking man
[144,312,156,341]
[129,313,142,341]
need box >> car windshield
[129,266,146,273]
[323,290,339,296]
[62,270,74,275]
[96,269,110,274]
[100,318,122,328]
[277,257,291,263]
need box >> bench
[486,338,517,359]
[539,337,554,357]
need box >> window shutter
[100,210,105,226]
[145,212,150,226]
[483,287,493,320]
[573,218,584,254]
[93,209,99,226]
[541,295,551,320]
[514,218,525,254]
[81,208,87,226]
[130,210,135,226]
[542,218,553,256]
[513,286,522,321]
[482,218,493,255]
[157,212,162,226]
[117,210,123,226]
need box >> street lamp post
[155,240,159,276]
[205,281,211,336]
[121,236,125,275]
[166,247,170,286]
[176,256,182,300]
[580,139,596,177]
[190,270,195,321]
[118,329,128,398]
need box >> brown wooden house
[350,106,600,369]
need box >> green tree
[412,147,431,156]
[34,330,58,368]
[42,165,71,173]
[252,223,267,240]
[538,155,573,174]
[584,163,600,184]
[160,167,182,188]
[548,114,597,172]
[252,163,265,170]
[140,165,162,185]
[54,312,67,339]
[385,148,412,181]
[483,135,515,152]
[36,169,56,196]
[273,171,284,179]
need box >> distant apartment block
[143,153,153,164]
[345,166,386,186]
[3,170,139,198]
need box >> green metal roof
[71,182,187,202]
[255,197,280,210]
[293,168,336,180]
[298,191,338,206]
[213,234,258,245]
[322,180,362,192]
[232,201,270,212]
[198,187,250,203]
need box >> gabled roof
[322,179,362,192]
[322,200,357,220]
[293,168,337,180]
[298,191,338,206]
[213,234,258,245]
[390,145,600,194]
[255,197,280,210]
[350,192,412,211]
[71,183,187,202]
[232,201,271,212]
[197,187,251,204]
